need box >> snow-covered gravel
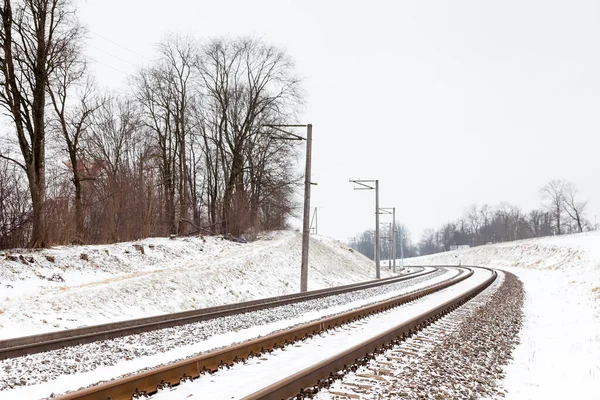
[0,268,453,399]
[315,270,523,399]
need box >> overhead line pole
[350,179,381,279]
[301,124,313,292]
[399,226,404,269]
[392,207,396,273]
[263,124,313,292]
[375,180,380,278]
[379,207,396,273]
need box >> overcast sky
[78,0,600,243]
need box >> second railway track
[1,267,434,360]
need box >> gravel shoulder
[316,270,524,399]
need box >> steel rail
[245,266,497,400]
[0,267,435,360]
[56,267,472,400]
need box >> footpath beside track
[55,266,487,400]
[0,267,432,360]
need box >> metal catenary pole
[349,179,380,279]
[392,207,396,273]
[375,179,380,279]
[262,123,312,292]
[400,226,404,269]
[300,124,312,292]
[388,222,393,268]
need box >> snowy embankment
[0,231,388,340]
[404,231,600,400]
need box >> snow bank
[405,231,600,399]
[0,231,385,339]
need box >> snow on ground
[0,231,393,339]
[404,231,600,399]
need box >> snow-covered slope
[405,231,600,399]
[406,231,600,273]
[404,231,600,318]
[0,231,386,339]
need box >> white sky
[77,0,600,243]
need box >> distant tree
[349,223,417,261]
[394,223,416,258]
[418,228,439,255]
[465,204,482,244]
[540,179,565,235]
[527,209,553,237]
[478,204,494,243]
[349,229,375,260]
[439,222,456,251]
[562,181,588,233]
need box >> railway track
[0,267,434,360]
[54,266,495,400]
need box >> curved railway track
[54,266,496,400]
[244,267,496,400]
[0,267,435,360]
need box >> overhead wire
[87,29,150,61]
[87,57,129,76]
[87,44,140,68]
[83,29,150,77]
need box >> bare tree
[562,181,587,233]
[133,35,196,235]
[47,37,99,242]
[0,0,80,247]
[465,204,481,240]
[349,229,375,260]
[527,209,553,237]
[158,35,195,235]
[199,37,302,236]
[86,95,150,242]
[418,228,439,255]
[478,204,494,243]
[0,159,30,248]
[540,179,565,235]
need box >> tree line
[350,179,595,259]
[0,0,304,249]
[349,222,418,261]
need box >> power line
[88,29,150,61]
[88,57,129,75]
[88,44,140,68]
